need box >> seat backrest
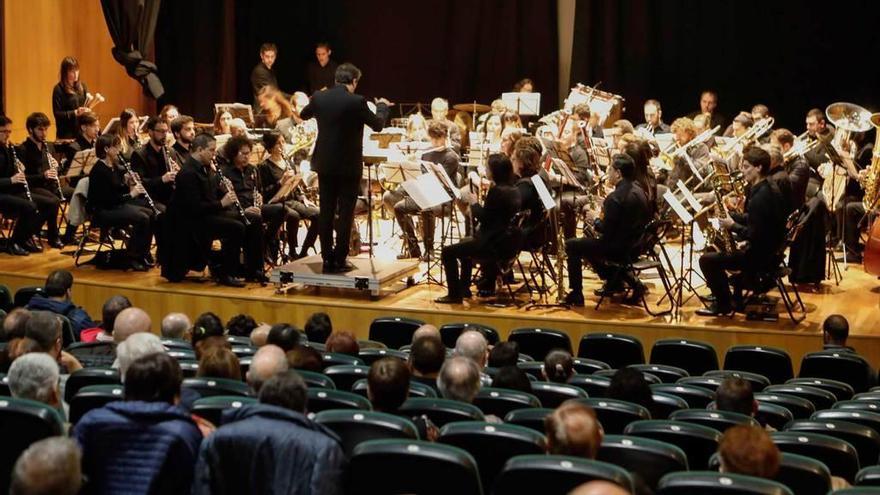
[650,338,719,376]
[772,431,860,482]
[322,364,371,391]
[307,389,372,414]
[704,369,771,392]
[398,397,484,427]
[675,375,725,392]
[568,374,612,397]
[438,421,546,490]
[182,377,252,398]
[508,327,572,361]
[225,335,252,347]
[669,408,759,431]
[160,338,194,350]
[64,367,121,403]
[650,392,689,419]
[529,382,588,408]
[772,453,832,495]
[786,377,854,401]
[786,419,880,471]
[833,400,880,413]
[321,352,365,369]
[724,345,794,385]
[191,395,258,426]
[13,286,42,308]
[572,358,611,375]
[0,374,9,396]
[439,323,500,348]
[578,333,645,368]
[296,370,336,390]
[755,402,794,431]
[657,471,793,495]
[473,387,541,417]
[0,397,65,493]
[754,392,816,420]
[368,316,425,350]
[494,454,633,494]
[356,348,407,366]
[812,409,880,439]
[800,351,874,393]
[631,363,690,383]
[0,284,12,312]
[503,407,553,434]
[856,465,880,486]
[68,384,124,425]
[595,368,662,385]
[315,410,418,456]
[624,419,722,470]
[651,383,716,409]
[764,384,837,411]
[516,361,545,380]
[350,378,437,399]
[598,434,688,490]
[349,439,482,495]
[577,398,651,434]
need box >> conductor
[300,63,391,273]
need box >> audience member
[25,311,81,372]
[438,356,481,403]
[288,345,323,372]
[607,367,655,413]
[819,315,878,389]
[266,323,300,352]
[491,365,532,393]
[227,314,258,338]
[408,335,446,389]
[247,344,289,393]
[192,312,229,358]
[715,377,757,416]
[488,341,519,368]
[325,331,359,357]
[193,371,345,494]
[411,324,440,343]
[197,346,242,380]
[74,353,202,494]
[10,437,83,495]
[304,312,332,343]
[717,424,780,478]
[1,308,30,371]
[544,401,603,458]
[455,330,488,368]
[569,481,631,495]
[80,295,131,343]
[161,312,192,340]
[115,332,166,379]
[250,324,271,347]
[543,349,575,383]
[8,352,61,410]
[367,357,410,414]
[26,270,96,337]
[112,307,152,344]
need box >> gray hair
[247,345,289,393]
[11,437,82,495]
[454,330,488,366]
[437,356,481,403]
[161,313,191,339]
[116,333,166,379]
[24,311,61,352]
[8,353,60,404]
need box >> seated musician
[624,140,659,217]
[162,133,245,287]
[435,153,521,304]
[697,146,787,316]
[169,115,195,164]
[570,103,604,139]
[840,132,874,264]
[213,110,233,136]
[564,153,651,306]
[114,109,140,161]
[501,112,523,132]
[542,120,594,238]
[405,113,429,143]
[429,97,461,154]
[663,117,712,190]
[481,114,503,147]
[258,131,319,260]
[130,117,175,213]
[218,135,271,283]
[771,129,812,207]
[635,99,671,137]
[0,115,42,255]
[17,112,65,248]
[803,108,833,171]
[512,136,550,254]
[86,134,154,271]
[383,120,460,261]
[62,111,100,194]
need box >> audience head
[24,311,62,356]
[226,314,257,338]
[569,481,631,495]
[160,312,191,340]
[545,401,603,458]
[259,370,308,413]
[267,323,300,352]
[44,270,73,299]
[409,335,446,378]
[412,324,440,343]
[304,312,332,343]
[3,308,31,341]
[543,350,575,383]
[112,307,151,344]
[488,341,520,368]
[101,295,131,335]
[715,377,756,417]
[491,365,532,394]
[197,346,242,380]
[822,314,849,346]
[250,324,271,347]
[247,344,289,392]
[8,353,61,408]
[11,437,82,495]
[718,424,780,479]
[438,356,481,403]
[115,332,165,379]
[454,330,489,368]
[192,312,225,350]
[287,346,323,372]
[607,367,655,412]
[124,353,182,404]
[325,331,360,357]
[368,357,411,413]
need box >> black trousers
[30,188,62,240]
[560,193,592,239]
[699,250,747,309]
[92,204,154,257]
[202,213,245,277]
[441,237,497,296]
[383,187,440,254]
[0,193,41,242]
[844,200,867,257]
[318,173,360,264]
[566,237,639,293]
[236,210,266,275]
[281,200,320,254]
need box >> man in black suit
[564,153,651,306]
[251,43,280,107]
[299,63,391,273]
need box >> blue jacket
[27,294,96,337]
[73,401,202,495]
[193,403,346,495]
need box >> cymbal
[826,102,873,133]
[453,103,491,113]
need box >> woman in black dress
[51,56,89,140]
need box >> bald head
[545,401,604,458]
[250,324,271,347]
[247,344,289,392]
[113,307,152,343]
[569,481,631,495]
[438,356,481,403]
[161,313,191,340]
[454,330,488,367]
[412,324,440,343]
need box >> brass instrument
[214,160,250,226]
[658,125,720,171]
[863,113,880,211]
[43,145,65,200]
[119,155,159,216]
[822,102,873,211]
[287,122,316,155]
[706,175,735,253]
[716,117,774,159]
[783,131,819,163]
[9,145,37,213]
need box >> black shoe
[564,292,585,306]
[23,240,43,253]
[477,289,496,298]
[217,275,246,287]
[622,284,647,305]
[696,302,733,317]
[8,243,28,256]
[461,289,473,299]
[336,260,356,272]
[435,294,463,304]
[593,285,625,297]
[322,260,335,273]
[130,260,148,272]
[419,253,431,263]
[47,238,64,249]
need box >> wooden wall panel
[2,0,151,140]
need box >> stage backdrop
[570,0,880,131]
[154,0,559,122]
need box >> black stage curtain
[571,0,880,131]
[100,0,164,99]
[156,0,558,122]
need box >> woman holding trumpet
[52,56,92,140]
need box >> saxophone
[707,176,735,253]
[862,113,880,211]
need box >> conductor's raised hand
[375,97,394,107]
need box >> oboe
[43,145,65,200]
[9,144,37,213]
[214,161,250,225]
[119,156,159,216]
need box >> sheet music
[379,161,422,184]
[401,172,451,210]
[692,224,707,251]
[676,180,703,212]
[425,161,462,200]
[68,149,97,177]
[531,175,556,211]
[501,92,541,116]
[662,190,693,224]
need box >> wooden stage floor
[1,244,878,373]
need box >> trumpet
[119,155,159,216]
[214,161,250,226]
[9,144,37,213]
[783,131,819,163]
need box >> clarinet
[119,156,159,216]
[252,168,263,209]
[43,145,65,200]
[9,145,37,213]
[214,161,250,226]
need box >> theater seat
[577,398,651,434]
[473,387,541,417]
[191,395,258,426]
[598,435,688,491]
[755,402,794,431]
[651,392,689,419]
[723,345,793,385]
[321,352,365,369]
[800,350,875,394]
[754,392,815,419]
[631,363,690,383]
[707,452,833,495]
[786,377,854,401]
[651,383,716,409]
[856,465,880,486]
[182,377,252,398]
[306,389,371,414]
[0,397,65,493]
[578,333,645,368]
[657,471,793,494]
[572,358,612,375]
[357,348,407,366]
[503,407,553,434]
[315,410,418,456]
[296,370,336,390]
[649,338,719,376]
[568,374,611,397]
[398,397,484,427]
[624,419,722,470]
[763,384,837,411]
[704,369,771,392]
[350,378,437,399]
[323,364,370,391]
[772,431,860,482]
[494,455,633,494]
[529,382,587,408]
[368,316,425,350]
[508,327,572,361]
[669,409,758,432]
[64,367,121,403]
[439,322,499,348]
[68,384,123,425]
[785,419,880,473]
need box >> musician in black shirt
[251,43,281,107]
[18,113,64,248]
[635,99,672,136]
[169,115,195,164]
[130,117,176,210]
[51,56,89,140]
[687,90,726,132]
[86,134,154,271]
[698,146,787,316]
[306,42,338,94]
[435,154,521,304]
[0,116,42,255]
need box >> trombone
[783,131,819,163]
[716,117,774,159]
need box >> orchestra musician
[803,108,832,171]
[114,109,140,161]
[512,136,550,263]
[130,117,175,213]
[663,117,712,190]
[307,42,338,94]
[405,113,429,143]
[65,112,100,172]
[435,153,521,304]
[298,63,390,273]
[251,43,281,106]
[51,56,89,140]
[635,99,671,136]
[688,89,726,131]
[0,116,42,255]
[162,133,245,287]
[481,114,503,147]
[169,115,195,164]
[542,120,594,238]
[383,120,459,261]
[17,112,65,248]
[564,153,651,307]
[429,97,461,154]
[570,103,604,139]
[840,132,873,264]
[697,146,787,316]
[213,110,233,136]
[258,131,319,260]
[158,105,180,127]
[86,134,155,271]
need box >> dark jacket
[52,82,88,140]
[0,144,25,195]
[596,179,650,255]
[26,294,96,337]
[730,179,787,270]
[193,403,345,495]
[73,401,203,495]
[130,143,175,205]
[251,62,278,102]
[473,183,521,249]
[299,84,388,178]
[87,160,129,213]
[786,156,811,209]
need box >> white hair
[8,353,59,404]
[437,356,481,403]
[229,118,247,130]
[454,330,488,366]
[116,333,166,379]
